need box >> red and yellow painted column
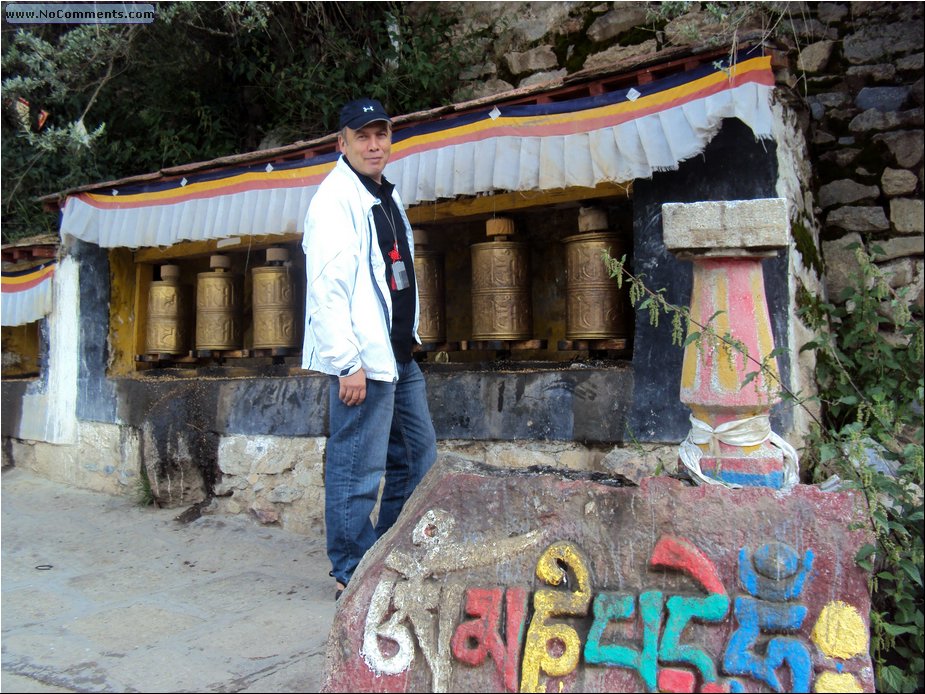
[663,199,798,490]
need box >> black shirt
[343,156,416,363]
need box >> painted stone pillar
[662,199,798,490]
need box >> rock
[890,198,925,233]
[517,69,567,89]
[855,86,910,112]
[587,6,648,43]
[505,45,558,76]
[582,38,657,71]
[849,107,924,133]
[813,129,837,145]
[663,10,728,46]
[249,502,279,525]
[812,93,850,113]
[826,206,890,232]
[823,233,864,299]
[881,168,918,196]
[873,130,925,168]
[820,148,861,169]
[599,445,673,485]
[845,63,897,87]
[843,23,924,64]
[320,455,875,693]
[266,483,304,504]
[879,234,925,261]
[877,257,917,288]
[897,52,925,72]
[912,77,925,107]
[459,62,497,81]
[797,40,834,73]
[818,179,880,209]
[817,3,849,23]
[808,100,826,120]
[455,78,515,102]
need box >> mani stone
[661,198,788,254]
[321,454,875,693]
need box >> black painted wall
[72,239,119,424]
[628,118,792,442]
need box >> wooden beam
[134,233,301,263]
[405,182,632,225]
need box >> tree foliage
[1,1,465,243]
[799,244,924,694]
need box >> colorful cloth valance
[1,260,56,326]
[60,52,775,249]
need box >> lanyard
[375,197,409,291]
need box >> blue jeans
[325,359,436,586]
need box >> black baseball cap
[339,98,392,130]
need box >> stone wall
[799,3,924,315]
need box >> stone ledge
[662,198,789,253]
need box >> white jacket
[300,157,419,382]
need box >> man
[301,98,437,600]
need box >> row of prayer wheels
[145,248,298,354]
[145,207,628,355]
[416,208,629,343]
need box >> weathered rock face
[321,456,875,693]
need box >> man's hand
[339,368,367,406]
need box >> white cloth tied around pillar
[678,414,799,491]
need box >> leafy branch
[603,251,821,424]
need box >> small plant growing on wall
[135,465,157,508]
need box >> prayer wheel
[252,247,298,349]
[470,217,532,340]
[563,207,629,340]
[145,264,189,354]
[412,229,446,343]
[195,254,242,350]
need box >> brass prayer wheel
[145,264,189,354]
[252,247,298,349]
[412,229,446,343]
[471,217,532,340]
[195,254,242,350]
[563,207,629,340]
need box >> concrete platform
[1,467,336,693]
